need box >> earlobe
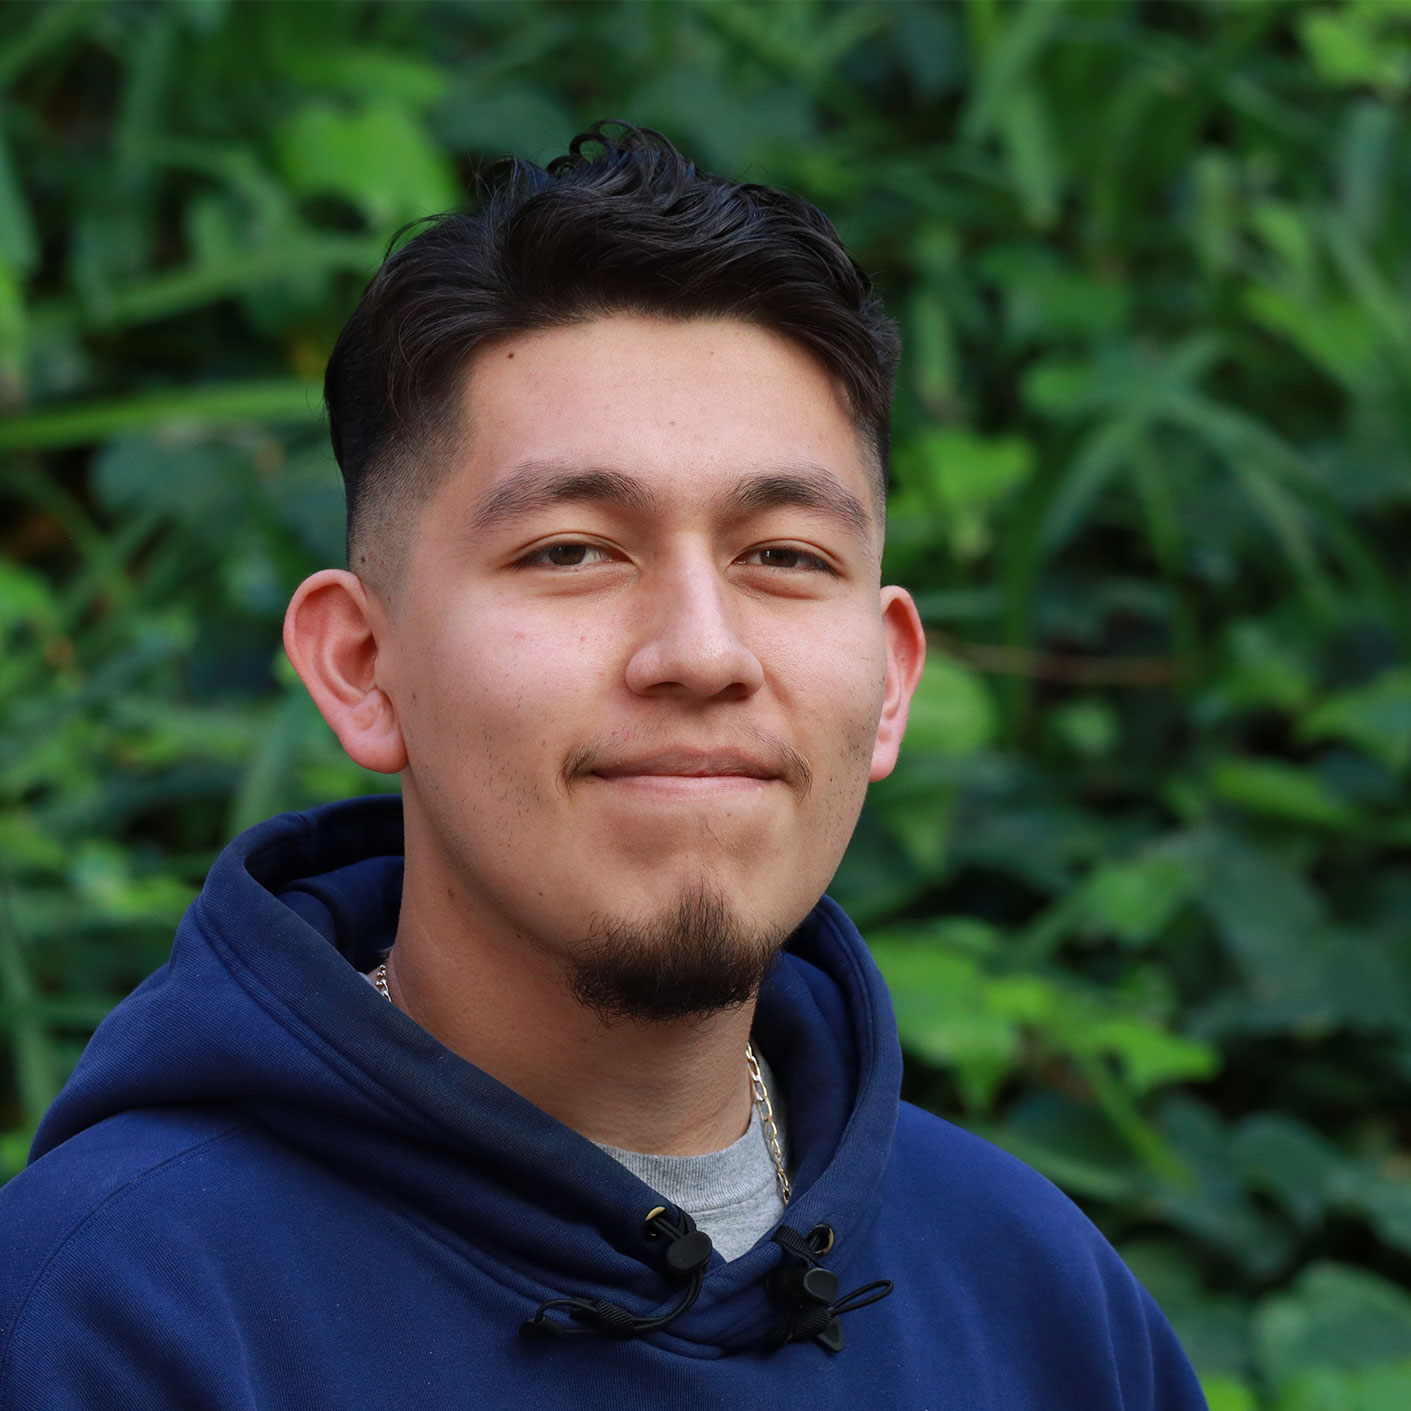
[869,586,927,783]
[283,570,408,774]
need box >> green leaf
[1200,836,1324,968]
[1328,1159,1411,1258]
[1047,697,1119,759]
[1232,1114,1341,1229]
[902,654,996,758]
[1202,1377,1258,1411]
[0,886,60,1124]
[1211,758,1363,830]
[93,431,245,523]
[1338,100,1397,238]
[1256,1264,1411,1389]
[870,937,1018,1110]
[1036,414,1142,553]
[1075,847,1201,946]
[906,428,1035,562]
[999,85,1062,230]
[1302,668,1411,772]
[1208,619,1315,716]
[1245,285,1384,388]
[0,258,26,401]
[276,99,459,229]
[985,246,1130,344]
[68,841,194,927]
[1122,1239,1253,1381]
[874,916,1214,1115]
[434,84,576,162]
[0,381,320,451]
[907,286,961,418]
[1278,1361,1411,1411]
[0,107,37,275]
[0,1123,37,1183]
[1151,1096,1295,1279]
[281,46,449,109]
[1078,1016,1218,1094]
[1299,10,1411,96]
[988,1092,1142,1202]
[1022,355,1100,419]
[870,785,958,876]
[0,559,57,636]
[626,67,817,174]
[1190,152,1240,280]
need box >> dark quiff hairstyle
[324,120,901,579]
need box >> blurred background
[2,1,1410,1404]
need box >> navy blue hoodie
[0,796,1207,1409]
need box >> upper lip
[590,750,780,779]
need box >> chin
[562,879,796,1025]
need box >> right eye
[516,542,615,569]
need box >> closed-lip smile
[565,736,812,797]
[590,750,779,780]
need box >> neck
[385,859,758,1158]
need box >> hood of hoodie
[32,795,904,1353]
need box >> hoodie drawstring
[520,1211,893,1355]
[519,1207,713,1340]
[764,1224,893,1353]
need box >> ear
[283,569,407,774]
[869,585,927,783]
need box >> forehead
[446,315,879,525]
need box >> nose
[624,556,765,699]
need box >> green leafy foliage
[2,2,1409,1402]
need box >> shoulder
[879,1104,1208,1406]
[887,1103,1207,1403]
[1,1106,256,1259]
[892,1100,1092,1216]
[888,1099,1139,1289]
[0,1108,266,1393]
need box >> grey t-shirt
[596,1052,788,1262]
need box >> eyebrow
[470,465,657,533]
[719,467,873,545]
[469,461,876,550]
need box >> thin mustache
[563,729,813,797]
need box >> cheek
[401,609,611,787]
[781,612,887,767]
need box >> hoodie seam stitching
[0,1119,253,1408]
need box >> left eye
[741,547,833,572]
[521,543,613,568]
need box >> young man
[0,124,1207,1408]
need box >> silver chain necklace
[371,961,791,1205]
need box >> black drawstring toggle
[766,1264,839,1306]
[519,1207,714,1343]
[664,1228,713,1274]
[765,1224,893,1355]
[520,1211,893,1355]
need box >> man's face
[376,315,919,1008]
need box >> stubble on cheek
[808,676,888,862]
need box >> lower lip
[588,774,776,798]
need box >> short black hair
[324,120,900,579]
